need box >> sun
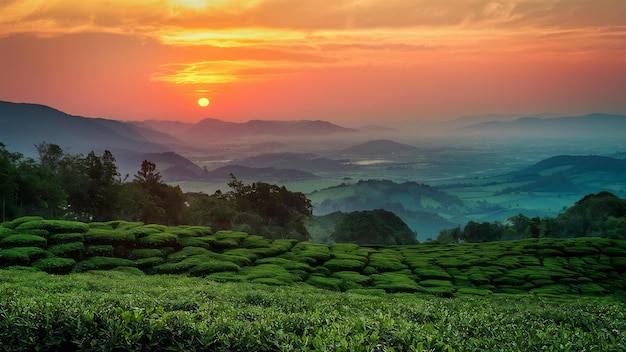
[197,97,210,107]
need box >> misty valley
[1,101,626,351]
[2,100,626,243]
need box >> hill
[234,152,355,172]
[460,113,626,138]
[308,180,465,240]
[499,155,626,196]
[339,139,418,156]
[0,101,167,155]
[183,118,355,143]
[205,165,316,180]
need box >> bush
[83,229,135,246]
[15,219,89,234]
[129,249,164,260]
[1,234,47,248]
[85,245,114,257]
[413,267,452,280]
[48,242,85,260]
[135,257,165,270]
[151,261,197,274]
[0,247,49,266]
[323,258,366,272]
[168,247,213,262]
[33,257,76,274]
[307,275,343,291]
[178,237,212,250]
[74,256,136,272]
[220,254,252,267]
[2,216,44,229]
[256,257,312,271]
[0,227,14,240]
[49,233,84,244]
[138,233,179,248]
[368,255,406,272]
[332,271,372,285]
[371,272,420,293]
[128,225,166,238]
[189,260,240,276]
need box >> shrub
[214,230,249,242]
[1,234,47,248]
[32,257,76,274]
[2,216,44,229]
[371,272,420,293]
[15,219,89,234]
[134,257,165,270]
[368,252,406,272]
[239,264,299,284]
[49,233,84,244]
[413,267,452,280]
[168,247,213,262]
[0,227,14,240]
[151,261,197,274]
[105,221,143,230]
[307,275,343,291]
[242,235,271,248]
[74,256,136,272]
[189,260,240,276]
[220,254,252,267]
[128,225,166,238]
[323,258,366,272]
[129,249,164,260]
[178,236,213,250]
[221,248,259,261]
[85,245,114,257]
[83,229,135,246]
[256,257,312,271]
[48,242,85,260]
[138,233,179,248]
[332,271,372,285]
[0,247,49,266]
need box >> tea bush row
[0,269,624,351]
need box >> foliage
[0,234,47,248]
[32,257,76,274]
[332,209,418,245]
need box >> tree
[220,174,312,240]
[0,143,21,221]
[131,160,185,225]
[332,209,417,245]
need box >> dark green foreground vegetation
[1,217,625,296]
[1,270,624,351]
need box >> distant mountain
[235,152,355,172]
[0,101,167,156]
[339,139,418,156]
[521,155,626,175]
[499,155,626,195]
[183,118,355,143]
[115,151,205,182]
[205,165,316,180]
[460,113,626,138]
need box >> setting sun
[197,97,210,107]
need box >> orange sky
[1,0,625,125]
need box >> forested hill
[309,180,464,241]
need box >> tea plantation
[1,216,625,350]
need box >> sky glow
[1,0,625,125]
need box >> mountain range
[459,113,626,138]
